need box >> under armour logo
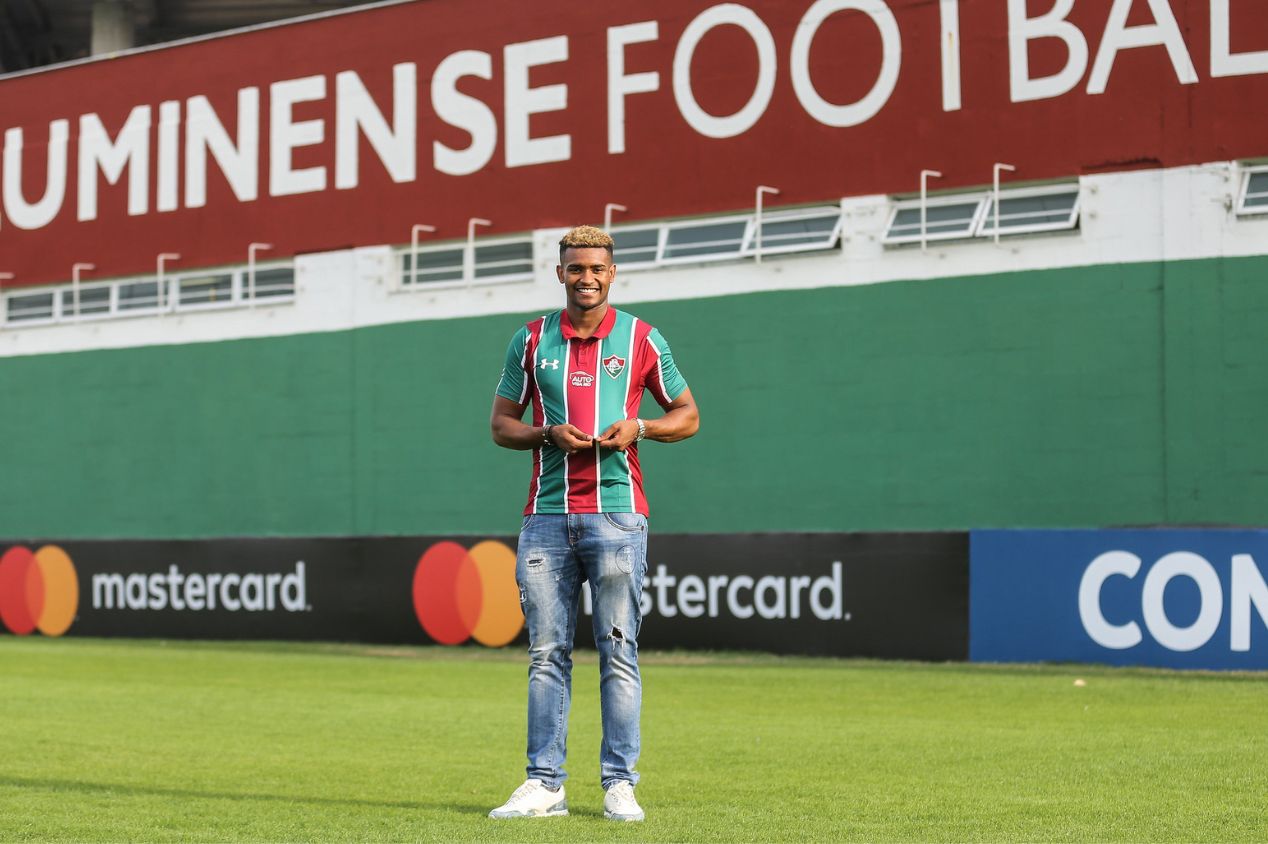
[539,358,559,370]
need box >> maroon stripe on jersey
[525,318,545,512]
[565,337,599,512]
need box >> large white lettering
[2,120,69,230]
[1231,554,1268,652]
[1079,550,1143,649]
[91,562,306,612]
[156,100,180,213]
[335,64,416,190]
[185,88,260,208]
[1087,0,1197,95]
[269,75,327,196]
[673,4,776,139]
[584,563,844,622]
[1140,551,1221,652]
[77,105,151,221]
[939,0,962,112]
[1007,0,1088,103]
[1081,551,1268,653]
[504,36,571,168]
[790,0,901,128]
[1210,0,1268,77]
[607,21,660,155]
[431,50,497,177]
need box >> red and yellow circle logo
[412,540,523,647]
[0,545,78,637]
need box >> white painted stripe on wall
[2,162,1267,359]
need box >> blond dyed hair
[558,225,614,261]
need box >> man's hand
[550,423,595,454]
[596,419,639,452]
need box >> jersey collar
[560,306,617,340]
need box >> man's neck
[566,302,609,339]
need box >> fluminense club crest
[603,355,626,379]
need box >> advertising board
[0,531,968,659]
[970,529,1268,670]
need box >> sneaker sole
[603,810,644,822]
[489,803,569,820]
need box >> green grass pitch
[1,638,1265,842]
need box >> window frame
[656,214,751,266]
[882,193,991,245]
[980,183,1082,237]
[175,271,238,311]
[4,289,58,325]
[609,226,664,270]
[241,262,298,301]
[398,234,534,291]
[58,281,116,321]
[0,260,295,329]
[1236,164,1268,217]
[883,183,1081,245]
[743,205,845,257]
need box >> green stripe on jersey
[531,311,568,513]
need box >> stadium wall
[2,249,1266,539]
[3,0,1267,665]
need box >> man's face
[557,247,616,311]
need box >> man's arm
[594,387,699,452]
[490,395,597,454]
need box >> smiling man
[488,225,699,822]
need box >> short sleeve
[645,328,688,408]
[495,326,531,404]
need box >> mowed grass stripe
[0,638,1265,842]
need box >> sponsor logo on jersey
[570,371,594,387]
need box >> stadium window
[178,273,234,307]
[746,206,843,256]
[474,239,533,281]
[59,284,112,317]
[661,218,748,263]
[250,266,296,299]
[611,227,661,267]
[1236,166,1268,216]
[398,236,533,288]
[981,185,1080,236]
[401,247,464,286]
[883,195,986,245]
[117,280,161,311]
[883,183,1080,245]
[5,290,55,323]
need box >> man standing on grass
[488,225,699,822]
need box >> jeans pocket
[603,512,645,533]
[521,514,535,530]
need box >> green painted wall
[1,255,1265,539]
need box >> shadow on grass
[0,774,489,815]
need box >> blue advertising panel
[971,530,1268,670]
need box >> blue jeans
[515,512,648,790]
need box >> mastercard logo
[0,545,78,636]
[413,540,523,647]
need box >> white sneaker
[603,781,644,822]
[488,779,568,819]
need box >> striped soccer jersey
[495,306,688,515]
